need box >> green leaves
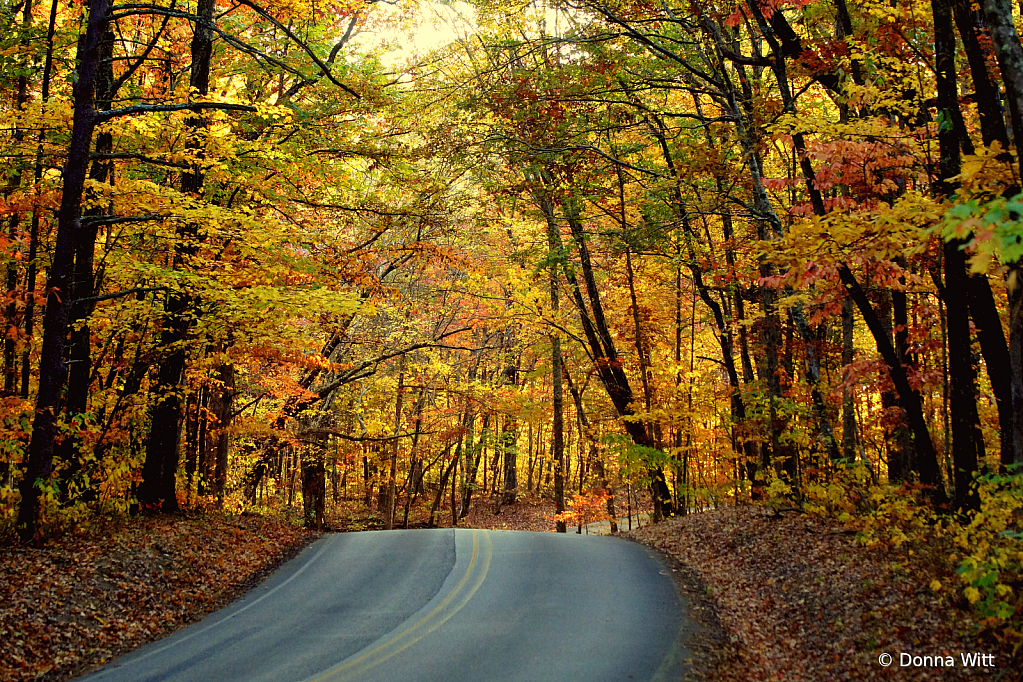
[941,192,1023,271]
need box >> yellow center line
[308,529,493,682]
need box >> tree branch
[96,101,257,120]
[312,327,473,397]
[81,214,165,226]
[502,136,670,178]
[75,285,169,304]
[232,0,361,99]
[111,4,174,93]
[90,152,190,169]
[300,429,437,443]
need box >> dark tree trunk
[935,0,983,510]
[980,0,1023,470]
[559,198,672,518]
[137,0,215,513]
[17,0,111,544]
[210,362,233,505]
[501,416,518,505]
[541,199,567,533]
[839,265,948,503]
[3,0,33,397]
[57,22,115,500]
[428,446,456,527]
[1008,265,1023,466]
[458,410,482,518]
[950,0,1019,467]
[563,365,616,531]
[878,291,913,483]
[384,362,404,530]
[302,445,326,530]
[841,299,859,461]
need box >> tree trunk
[211,362,234,506]
[302,443,326,530]
[838,265,948,502]
[3,0,34,397]
[19,0,58,401]
[542,199,567,533]
[57,20,115,500]
[17,0,111,544]
[563,365,616,532]
[501,416,518,505]
[981,0,1023,470]
[428,445,456,527]
[935,0,983,510]
[385,361,404,530]
[841,299,859,461]
[138,0,215,513]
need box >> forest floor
[0,513,317,682]
[626,506,1017,682]
[2,497,1015,682]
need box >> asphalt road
[76,529,694,682]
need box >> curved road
[77,529,694,682]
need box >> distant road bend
[77,529,694,682]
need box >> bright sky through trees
[355,1,478,66]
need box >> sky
[353,1,479,67]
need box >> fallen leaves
[8,499,1005,682]
[0,514,316,682]
[628,507,1014,681]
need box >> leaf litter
[0,514,316,682]
[627,506,1016,681]
[5,500,1014,682]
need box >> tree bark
[541,199,567,533]
[137,0,215,513]
[841,299,859,461]
[935,0,983,510]
[20,0,59,400]
[57,21,115,500]
[17,0,111,544]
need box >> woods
[3,0,1023,668]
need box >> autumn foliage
[2,0,1023,672]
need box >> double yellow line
[308,529,493,682]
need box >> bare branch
[111,4,174,92]
[502,136,670,178]
[109,4,358,97]
[96,101,257,120]
[232,0,361,99]
[312,327,473,397]
[90,152,190,169]
[75,285,169,304]
[81,214,165,226]
[300,429,437,443]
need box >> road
[76,529,695,682]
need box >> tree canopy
[3,0,1023,655]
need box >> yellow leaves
[769,190,941,275]
[953,143,1016,196]
[965,586,982,604]
[930,579,942,592]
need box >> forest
[3,0,1023,673]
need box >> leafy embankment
[0,515,316,682]
[5,500,1011,682]
[629,507,1016,682]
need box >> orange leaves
[0,515,315,682]
[553,488,615,526]
[630,508,981,682]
